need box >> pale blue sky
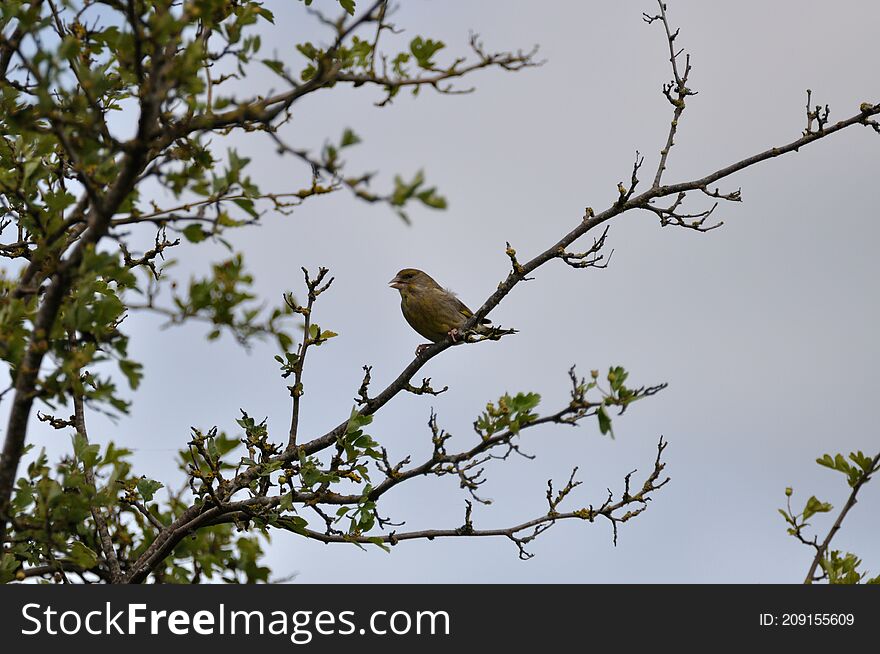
[7,0,879,582]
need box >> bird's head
[389,268,438,292]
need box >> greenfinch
[389,268,507,355]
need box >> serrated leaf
[850,451,874,473]
[802,495,833,521]
[410,36,445,68]
[137,477,164,502]
[816,454,835,469]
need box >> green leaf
[256,7,275,23]
[183,224,210,243]
[346,406,373,433]
[0,553,19,584]
[607,366,629,392]
[314,329,338,345]
[232,197,259,218]
[416,187,447,209]
[777,508,795,526]
[137,477,164,502]
[72,433,100,469]
[58,35,81,59]
[340,128,361,148]
[262,59,285,76]
[597,406,613,437]
[510,392,540,412]
[69,542,99,569]
[282,516,309,535]
[339,0,356,15]
[816,451,870,487]
[850,451,875,474]
[821,550,866,584]
[802,495,833,521]
[410,37,445,68]
[119,359,143,390]
[367,536,391,552]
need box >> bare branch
[645,1,697,188]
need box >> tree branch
[804,452,880,583]
[205,437,669,561]
[0,7,182,543]
[284,267,334,448]
[69,332,123,583]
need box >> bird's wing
[450,294,490,324]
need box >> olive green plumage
[389,268,490,343]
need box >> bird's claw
[448,328,461,343]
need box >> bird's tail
[469,322,518,342]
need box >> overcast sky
[10,0,880,583]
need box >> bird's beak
[389,275,403,290]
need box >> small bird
[389,268,512,356]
